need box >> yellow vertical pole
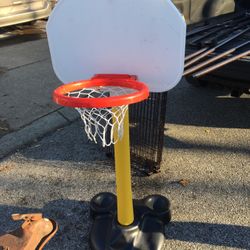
[113,108,134,225]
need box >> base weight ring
[89,192,171,250]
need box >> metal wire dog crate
[105,92,168,175]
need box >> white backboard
[47,0,186,92]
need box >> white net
[67,86,136,147]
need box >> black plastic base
[89,193,171,250]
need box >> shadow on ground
[0,21,46,48]
[166,82,250,129]
[164,135,250,156]
[166,221,250,249]
[0,199,90,250]
[1,201,249,249]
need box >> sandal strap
[11,213,43,226]
[12,214,43,229]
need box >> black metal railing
[184,11,250,78]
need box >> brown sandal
[0,213,58,250]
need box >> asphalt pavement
[0,36,79,158]
[0,33,249,249]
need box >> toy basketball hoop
[53,75,172,249]
[49,0,183,248]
